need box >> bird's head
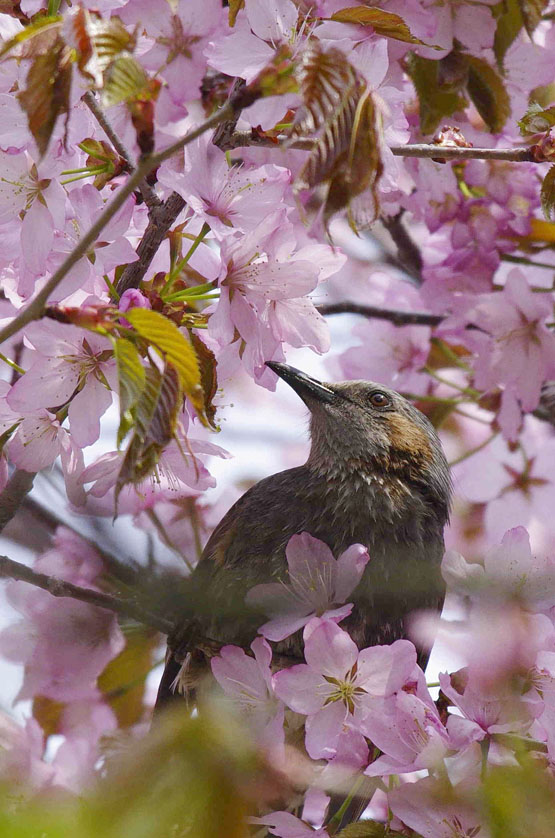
[266,361,451,517]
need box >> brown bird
[155,362,451,710]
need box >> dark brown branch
[381,212,423,283]
[116,192,186,295]
[0,553,173,634]
[0,553,302,668]
[317,302,442,326]
[116,80,251,295]
[0,470,35,533]
[82,91,161,211]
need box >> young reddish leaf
[540,165,555,220]
[228,0,245,26]
[330,6,437,47]
[190,333,219,431]
[324,87,383,231]
[66,8,136,87]
[124,308,209,426]
[406,54,468,135]
[17,38,72,156]
[0,13,62,60]
[518,0,549,36]
[291,42,363,189]
[466,56,510,134]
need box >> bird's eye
[368,391,390,408]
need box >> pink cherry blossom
[246,533,369,641]
[444,270,555,439]
[251,811,329,838]
[389,776,489,838]
[7,320,116,448]
[158,134,290,239]
[360,690,450,776]
[0,527,125,703]
[274,620,417,759]
[211,637,284,756]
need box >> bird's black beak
[266,362,336,404]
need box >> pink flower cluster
[210,529,555,837]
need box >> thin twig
[381,212,423,283]
[317,302,442,326]
[82,91,161,210]
[0,470,36,533]
[0,553,302,668]
[0,101,235,348]
[223,131,537,161]
[0,552,173,634]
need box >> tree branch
[317,302,442,326]
[82,91,161,211]
[0,553,302,668]
[381,212,423,283]
[0,101,235,347]
[0,553,173,634]
[117,78,250,295]
[0,470,35,533]
[224,131,537,161]
[116,192,186,295]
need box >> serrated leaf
[125,308,208,425]
[114,337,146,447]
[324,87,383,231]
[517,0,548,36]
[116,363,181,500]
[291,42,362,186]
[17,37,72,156]
[0,13,62,60]
[228,0,245,26]
[406,53,468,135]
[67,8,135,87]
[330,6,436,47]
[190,333,219,430]
[103,53,149,106]
[466,55,510,133]
[540,165,555,220]
[518,101,555,135]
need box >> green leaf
[466,55,510,133]
[102,53,149,106]
[17,37,72,156]
[98,626,159,728]
[518,101,555,135]
[517,0,549,36]
[540,165,555,220]
[406,54,467,135]
[330,6,438,47]
[124,308,209,426]
[116,363,181,501]
[0,13,62,60]
[493,0,524,65]
[114,337,145,447]
[228,0,245,26]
